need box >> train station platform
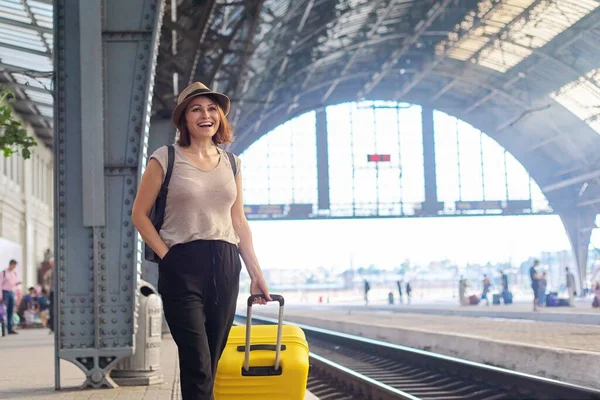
[296,301,600,325]
[0,329,318,400]
[255,304,600,391]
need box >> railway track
[235,314,600,400]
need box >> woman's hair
[176,94,233,146]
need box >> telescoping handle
[244,294,285,373]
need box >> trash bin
[111,280,164,386]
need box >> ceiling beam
[0,42,50,58]
[22,0,52,55]
[225,0,325,123]
[15,99,52,108]
[186,0,218,86]
[252,0,315,131]
[525,134,561,153]
[0,62,52,77]
[393,0,542,100]
[240,31,420,117]
[229,0,267,127]
[0,16,52,35]
[543,170,600,193]
[203,14,247,86]
[320,0,397,104]
[358,0,453,100]
[578,197,600,208]
[463,73,526,114]
[162,19,201,43]
[245,67,532,138]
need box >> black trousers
[158,239,241,400]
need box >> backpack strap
[163,145,175,187]
[226,150,237,178]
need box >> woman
[132,82,271,399]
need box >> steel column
[421,107,438,214]
[560,210,595,294]
[54,0,164,389]
[315,107,330,210]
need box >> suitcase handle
[247,294,284,307]
[244,294,284,373]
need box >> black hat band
[183,88,213,101]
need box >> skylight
[551,69,600,134]
[436,0,599,73]
[0,0,53,126]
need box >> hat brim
[171,90,231,127]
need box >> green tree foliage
[0,88,37,159]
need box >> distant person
[0,259,21,334]
[458,276,467,306]
[565,267,575,306]
[481,274,491,306]
[364,279,371,305]
[396,280,403,305]
[387,291,394,305]
[38,288,50,328]
[17,287,36,327]
[500,270,510,304]
[538,272,547,307]
[592,282,600,308]
[406,281,412,305]
[530,260,540,311]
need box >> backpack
[144,145,238,263]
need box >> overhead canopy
[154,0,600,216]
[0,0,53,147]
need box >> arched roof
[153,0,600,216]
[0,0,53,147]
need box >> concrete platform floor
[0,329,317,400]
[286,301,600,325]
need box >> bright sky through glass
[241,101,565,269]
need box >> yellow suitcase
[214,295,309,400]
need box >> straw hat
[171,82,231,126]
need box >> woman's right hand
[159,246,170,260]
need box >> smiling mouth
[198,122,213,128]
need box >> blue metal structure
[53,0,164,388]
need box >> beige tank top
[149,144,241,248]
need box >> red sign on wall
[367,154,391,162]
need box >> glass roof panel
[24,89,51,103]
[0,46,51,69]
[0,0,53,136]
[551,69,600,134]
[28,0,52,29]
[0,0,31,24]
[36,104,52,117]
[439,0,599,73]
[12,72,50,88]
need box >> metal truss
[153,0,270,123]
[393,0,548,101]
[244,0,316,130]
[226,0,267,127]
[319,0,397,104]
[357,0,454,100]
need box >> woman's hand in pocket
[159,246,170,261]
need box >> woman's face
[185,96,221,141]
